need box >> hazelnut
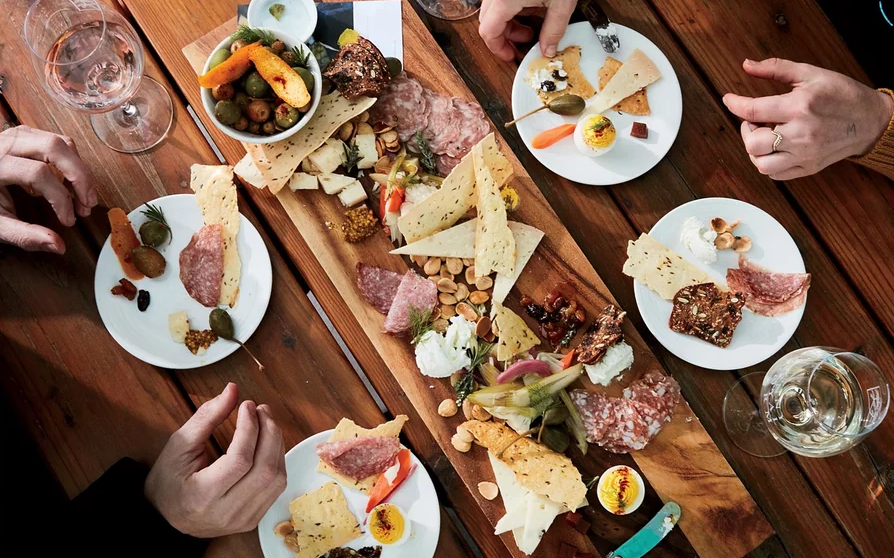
[478,481,499,500]
[338,121,355,142]
[451,433,472,453]
[475,275,494,290]
[423,257,442,276]
[438,398,459,417]
[455,424,474,443]
[274,521,294,537]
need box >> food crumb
[185,329,218,355]
[324,221,335,230]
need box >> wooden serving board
[185,12,771,558]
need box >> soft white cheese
[679,216,718,264]
[528,60,569,93]
[414,316,476,378]
[404,183,438,206]
[584,341,634,386]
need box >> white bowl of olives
[200,26,322,144]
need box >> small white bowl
[200,28,322,144]
[247,0,317,43]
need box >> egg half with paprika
[368,503,411,546]
[574,113,617,157]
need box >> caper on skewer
[209,308,265,371]
[504,94,586,129]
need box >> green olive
[548,94,586,116]
[274,103,300,129]
[261,120,277,135]
[214,100,241,126]
[209,48,231,70]
[270,39,286,55]
[540,427,570,454]
[244,71,271,98]
[385,57,402,78]
[292,67,315,93]
[130,246,166,278]
[233,91,250,110]
[138,221,169,247]
[245,99,272,123]
[209,308,235,340]
[279,50,297,66]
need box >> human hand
[479,0,576,62]
[722,58,894,180]
[144,383,287,538]
[0,125,97,253]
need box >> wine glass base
[90,77,173,154]
[723,371,788,457]
[413,0,480,21]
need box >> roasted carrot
[108,208,144,280]
[531,123,576,149]
[198,42,261,88]
[366,449,413,513]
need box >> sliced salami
[441,99,490,159]
[422,91,463,153]
[179,224,223,308]
[369,73,430,142]
[435,153,463,176]
[623,370,681,419]
[726,255,811,316]
[316,436,400,481]
[357,263,404,314]
[383,271,438,334]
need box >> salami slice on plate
[357,263,404,314]
[726,254,811,316]
[179,223,224,307]
[316,435,400,481]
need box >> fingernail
[744,58,754,65]
[89,190,98,206]
[545,45,556,57]
[246,400,257,413]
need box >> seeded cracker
[622,233,714,300]
[493,302,540,361]
[287,482,362,558]
[473,140,516,278]
[190,164,241,307]
[669,283,745,348]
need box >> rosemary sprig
[140,203,172,242]
[290,45,311,69]
[454,373,476,406]
[408,305,434,344]
[343,140,361,173]
[468,341,494,371]
[230,25,275,47]
[415,131,438,175]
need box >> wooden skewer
[504,105,550,129]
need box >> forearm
[64,458,208,558]
[851,88,894,180]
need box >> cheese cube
[289,172,318,191]
[337,181,368,207]
[318,173,356,195]
[307,140,345,174]
[168,311,189,344]
[354,134,378,170]
[300,157,319,175]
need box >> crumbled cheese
[528,60,569,93]
[679,216,718,264]
[404,183,437,206]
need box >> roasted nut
[412,254,428,267]
[475,275,493,290]
[483,331,496,343]
[439,292,458,305]
[430,306,442,320]
[733,236,752,253]
[462,258,474,266]
[274,521,294,537]
[456,301,479,321]
[423,257,442,276]
[455,283,470,301]
[714,231,735,250]
[373,122,394,134]
[451,433,472,453]
[374,155,392,174]
[476,317,492,338]
[471,404,492,421]
[283,533,301,552]
[456,423,474,443]
[465,266,477,285]
[711,217,740,234]
[439,266,454,280]
[492,319,499,336]
[433,318,450,332]
[357,111,370,123]
[445,257,464,275]
[468,291,490,305]
[440,304,457,319]
[462,398,474,420]
[438,278,458,293]
[428,275,441,286]
[450,372,464,387]
[338,121,355,142]
[438,398,459,417]
[355,122,374,136]
[379,129,399,144]
[478,481,499,500]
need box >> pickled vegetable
[130,246,166,278]
[139,220,169,247]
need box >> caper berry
[209,308,235,340]
[209,48,231,70]
[245,99,272,123]
[215,100,241,126]
[139,220,169,247]
[243,71,270,98]
[292,67,314,93]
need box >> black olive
[137,290,150,312]
[541,80,557,92]
[551,69,567,81]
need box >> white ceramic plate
[94,194,272,369]
[258,430,441,558]
[636,198,806,370]
[247,0,318,43]
[511,22,683,186]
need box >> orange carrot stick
[531,123,576,149]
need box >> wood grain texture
[181,10,769,558]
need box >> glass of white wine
[24,0,173,153]
[723,347,890,458]
[413,0,480,21]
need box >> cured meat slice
[179,224,224,308]
[357,263,404,314]
[570,372,681,454]
[421,91,463,153]
[726,255,811,316]
[316,436,400,481]
[441,99,490,159]
[435,153,462,176]
[369,73,430,143]
[383,271,438,334]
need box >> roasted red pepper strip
[560,351,576,369]
[366,448,412,513]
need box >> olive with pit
[211,83,234,101]
[138,220,169,247]
[261,120,277,135]
[214,100,241,126]
[247,122,262,134]
[233,116,249,131]
[131,246,166,278]
[233,91,250,110]
[243,71,270,98]
[208,48,231,70]
[270,39,286,54]
[292,67,314,93]
[274,103,300,129]
[245,99,271,123]
[385,57,402,78]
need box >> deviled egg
[574,114,617,157]
[368,503,411,546]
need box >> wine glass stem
[121,101,139,121]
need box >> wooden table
[1,1,892,557]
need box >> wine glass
[723,347,890,457]
[24,0,173,153]
[413,0,481,21]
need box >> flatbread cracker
[288,482,362,558]
[527,46,596,104]
[316,415,409,493]
[588,49,661,115]
[390,219,476,258]
[397,133,511,243]
[492,222,544,305]
[237,92,376,194]
[190,164,241,307]
[597,57,650,115]
[463,420,586,511]
[233,153,266,188]
[622,233,715,300]
[473,142,515,278]
[493,302,540,361]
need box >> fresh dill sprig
[343,140,361,173]
[140,203,172,242]
[415,130,438,175]
[408,305,434,344]
[230,25,275,46]
[468,341,494,371]
[454,373,476,406]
